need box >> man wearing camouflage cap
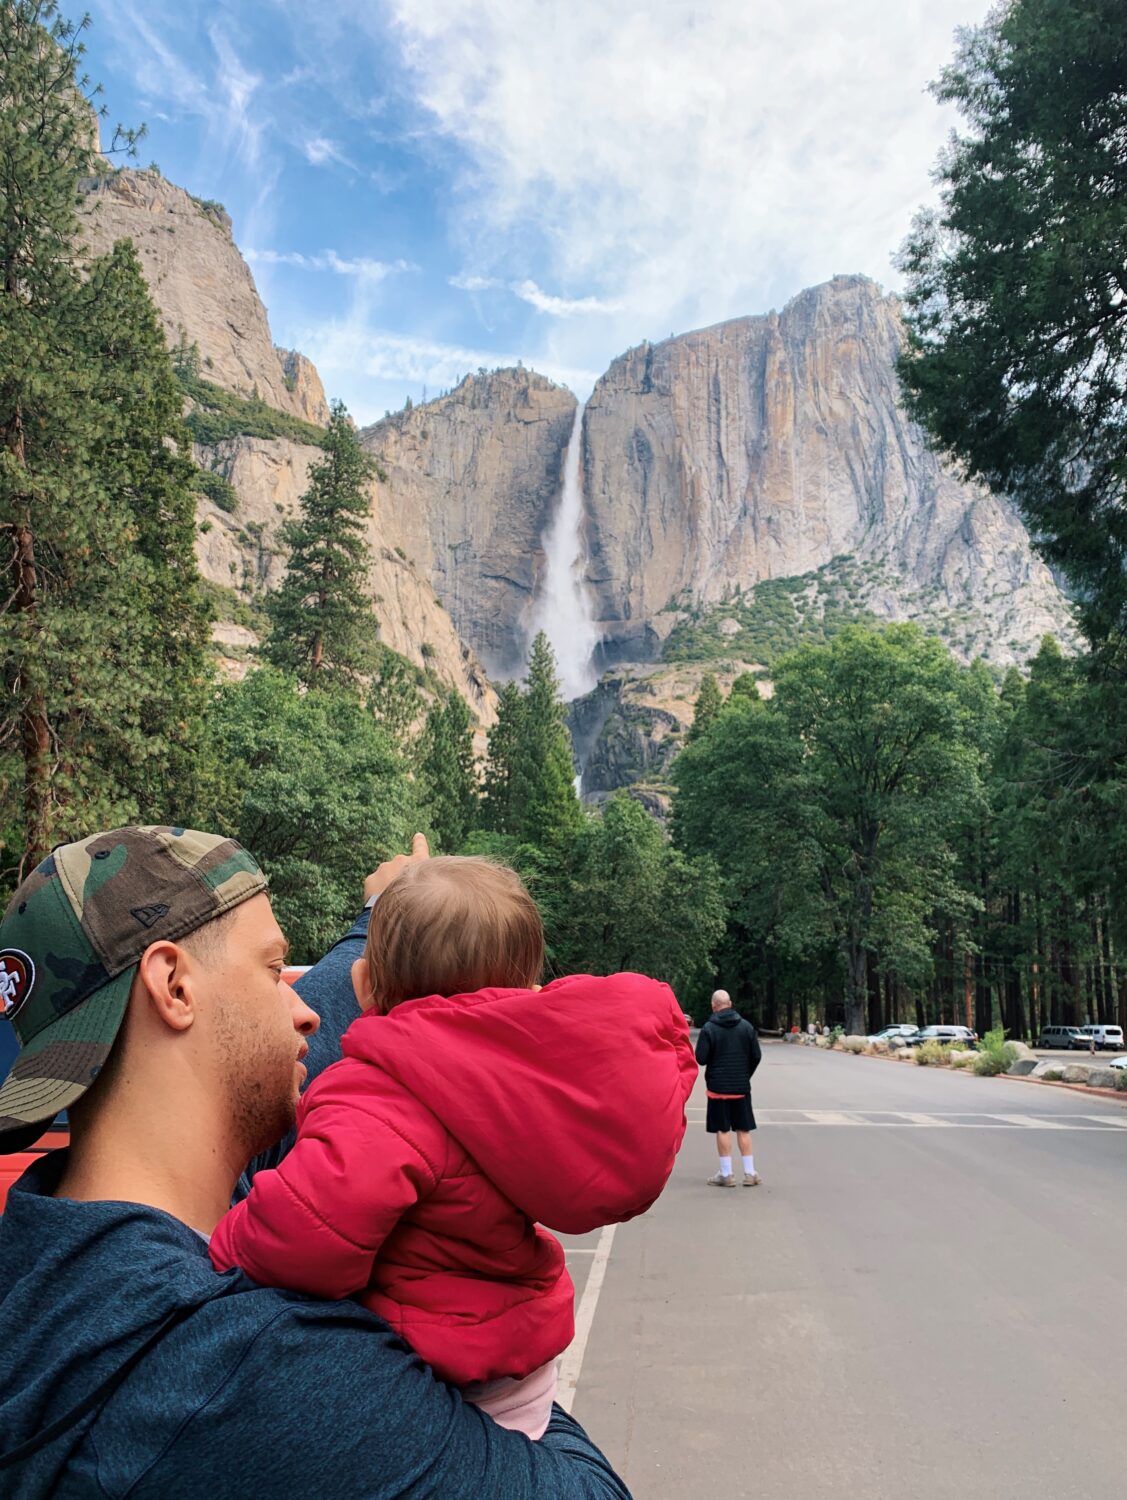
[0,826,630,1500]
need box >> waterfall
[529,403,601,701]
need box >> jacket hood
[0,1154,230,1486]
[341,972,697,1235]
[709,1009,745,1029]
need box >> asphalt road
[559,1043,1127,1500]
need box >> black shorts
[706,1094,756,1133]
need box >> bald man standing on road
[695,989,762,1188]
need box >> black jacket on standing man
[695,1010,762,1094]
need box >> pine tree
[263,402,379,688]
[417,692,478,851]
[687,672,723,741]
[481,681,524,834]
[0,3,208,872]
[508,632,584,848]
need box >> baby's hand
[363,833,430,903]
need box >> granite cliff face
[79,168,494,721]
[359,372,578,678]
[81,170,328,424]
[581,276,1075,668]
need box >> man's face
[194,894,319,1159]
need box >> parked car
[1108,1056,1127,1071]
[1078,1025,1125,1051]
[1037,1024,1089,1050]
[868,1024,919,1042]
[910,1025,978,1047]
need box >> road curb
[995,1072,1127,1103]
[801,1043,1127,1104]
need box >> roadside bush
[950,1050,976,1069]
[974,1025,1009,1076]
[915,1040,948,1066]
[1116,1071,1127,1092]
[1042,1068,1064,1081]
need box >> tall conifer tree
[417,692,478,852]
[508,632,583,848]
[263,402,379,688]
[481,681,523,835]
[1,2,209,872]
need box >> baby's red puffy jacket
[210,972,696,1385]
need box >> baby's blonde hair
[365,856,544,1013]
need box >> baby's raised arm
[211,1058,445,1298]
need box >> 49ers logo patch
[0,949,35,1023]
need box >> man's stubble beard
[215,1002,299,1162]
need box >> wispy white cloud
[302,135,348,167]
[449,271,500,292]
[511,280,621,318]
[246,248,415,282]
[206,25,263,171]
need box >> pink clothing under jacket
[210,972,696,1387]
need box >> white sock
[742,1156,755,1175]
[718,1156,733,1177]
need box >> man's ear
[351,956,376,1012]
[137,941,198,1033]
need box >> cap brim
[0,967,134,1153]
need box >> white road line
[992,1114,1070,1129]
[1082,1114,1127,1127]
[557,1223,617,1415]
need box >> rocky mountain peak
[581,274,1075,669]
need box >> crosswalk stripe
[742,1110,1127,1130]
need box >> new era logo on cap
[0,949,35,1025]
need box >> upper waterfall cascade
[529,403,601,700]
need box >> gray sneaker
[742,1173,760,1187]
[706,1171,736,1188]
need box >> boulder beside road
[1087,1068,1117,1090]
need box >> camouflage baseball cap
[0,826,268,1152]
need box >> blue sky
[82,0,993,426]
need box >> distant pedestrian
[807,1021,816,1037]
[1089,1029,1097,1056]
[696,989,762,1188]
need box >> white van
[1079,1025,1125,1052]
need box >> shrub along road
[558,1043,1126,1499]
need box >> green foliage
[189,195,227,223]
[194,669,417,962]
[262,403,380,688]
[177,367,327,449]
[663,564,880,665]
[914,1040,949,1066]
[897,0,1127,646]
[198,579,267,635]
[483,635,583,848]
[686,672,723,742]
[0,8,212,873]
[193,466,239,513]
[558,794,724,999]
[366,648,425,749]
[674,624,995,1033]
[417,692,478,852]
